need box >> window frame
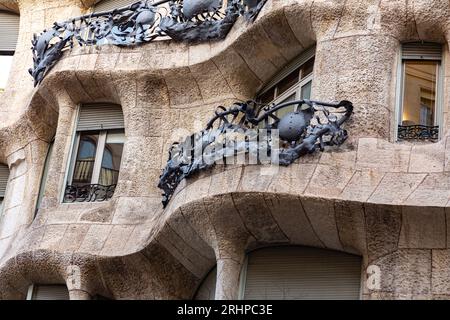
[0,51,14,91]
[61,105,125,203]
[256,47,315,123]
[395,42,445,141]
[270,71,314,112]
[67,130,124,185]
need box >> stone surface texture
[0,0,449,300]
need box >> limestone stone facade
[1,0,450,300]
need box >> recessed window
[27,285,70,300]
[93,0,137,12]
[397,42,443,141]
[0,164,9,214]
[257,47,315,120]
[0,11,20,92]
[194,246,362,300]
[0,10,19,91]
[241,247,362,300]
[64,104,125,203]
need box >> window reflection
[402,61,438,127]
[72,133,98,187]
[99,131,125,186]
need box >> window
[0,164,9,214]
[0,10,19,91]
[257,46,315,119]
[93,0,137,12]
[64,104,125,203]
[397,42,443,141]
[27,285,70,300]
[241,247,362,300]
[195,246,362,300]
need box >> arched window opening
[64,104,125,203]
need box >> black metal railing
[29,0,267,86]
[64,184,116,202]
[397,125,439,141]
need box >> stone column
[215,258,245,300]
[69,289,92,300]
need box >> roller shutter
[243,246,362,300]
[31,285,70,300]
[94,0,137,12]
[77,104,124,131]
[0,11,19,52]
[0,164,9,197]
[402,42,442,61]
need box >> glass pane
[301,80,312,100]
[402,61,438,127]
[72,132,99,186]
[259,88,275,105]
[276,68,300,97]
[300,57,315,80]
[0,55,13,90]
[99,130,125,186]
[276,93,296,119]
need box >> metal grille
[402,42,442,60]
[243,247,362,300]
[0,164,9,197]
[0,11,20,52]
[77,104,124,131]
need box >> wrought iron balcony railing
[158,99,354,207]
[397,125,439,141]
[29,0,267,86]
[64,184,117,202]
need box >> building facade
[0,0,449,300]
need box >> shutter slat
[244,247,362,300]
[32,285,70,300]
[0,164,9,197]
[0,11,20,52]
[77,104,124,131]
[94,0,138,12]
[402,42,442,60]
[259,46,316,96]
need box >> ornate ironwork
[397,125,439,141]
[158,99,354,207]
[29,0,267,86]
[64,184,116,202]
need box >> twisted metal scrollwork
[397,125,439,141]
[64,184,117,202]
[158,99,354,207]
[29,0,267,86]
